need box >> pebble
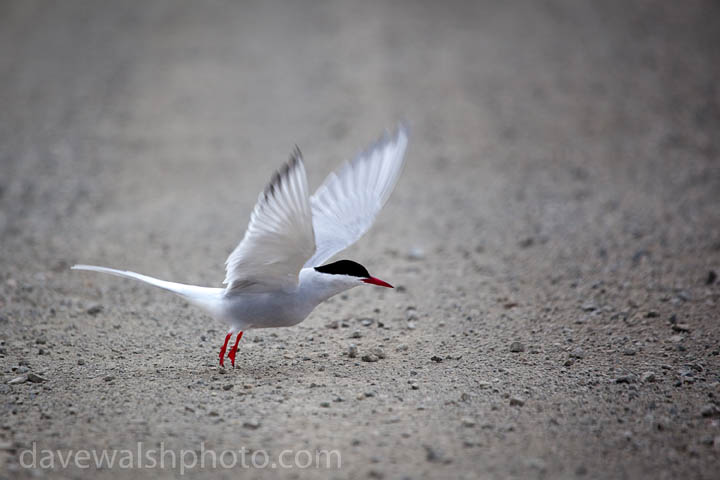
[672,324,690,333]
[27,373,47,383]
[461,417,476,428]
[361,354,379,363]
[615,375,636,384]
[641,372,656,383]
[509,342,525,353]
[570,348,585,359]
[350,331,362,339]
[370,347,386,359]
[430,355,443,363]
[348,344,358,358]
[222,384,234,391]
[410,383,419,390]
[509,396,525,407]
[243,419,261,429]
[623,348,636,356]
[86,304,103,316]
[707,270,717,285]
[103,375,115,382]
[360,318,374,327]
[7,375,27,385]
[407,247,425,260]
[396,344,409,352]
[424,445,450,464]
[700,404,718,417]
[77,359,86,365]
[320,401,331,408]
[407,321,416,330]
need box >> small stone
[478,381,491,389]
[86,304,103,316]
[26,373,47,383]
[672,324,690,333]
[461,417,476,428]
[430,355,443,363]
[581,303,597,312]
[700,404,718,417]
[616,375,636,384]
[350,331,363,339]
[405,309,418,321]
[424,445,450,463]
[641,372,656,383]
[410,383,419,390]
[623,348,636,356]
[361,354,379,363]
[320,401,331,408]
[509,396,525,407]
[518,237,534,248]
[406,321,416,330]
[103,375,115,382]
[563,359,574,367]
[7,375,27,385]
[325,320,339,329]
[242,419,261,429]
[570,348,585,359]
[360,318,374,327]
[222,384,234,391]
[348,344,358,359]
[407,247,425,260]
[370,347,386,359]
[77,359,86,365]
[707,270,717,285]
[509,341,525,353]
[396,344,409,352]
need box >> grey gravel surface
[2,1,720,479]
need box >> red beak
[362,277,394,288]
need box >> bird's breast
[221,290,319,329]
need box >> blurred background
[1,1,719,479]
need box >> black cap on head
[314,260,370,278]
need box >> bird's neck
[298,268,358,304]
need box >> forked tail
[71,264,223,313]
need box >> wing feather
[304,126,408,268]
[224,149,316,293]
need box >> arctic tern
[73,126,408,367]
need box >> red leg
[218,332,233,367]
[228,331,244,367]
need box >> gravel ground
[1,1,720,479]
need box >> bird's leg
[228,331,244,367]
[218,331,233,367]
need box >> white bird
[73,126,408,367]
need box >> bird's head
[313,260,393,290]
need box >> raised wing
[304,126,408,268]
[224,149,316,293]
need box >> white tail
[71,264,223,313]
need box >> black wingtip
[263,146,303,201]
